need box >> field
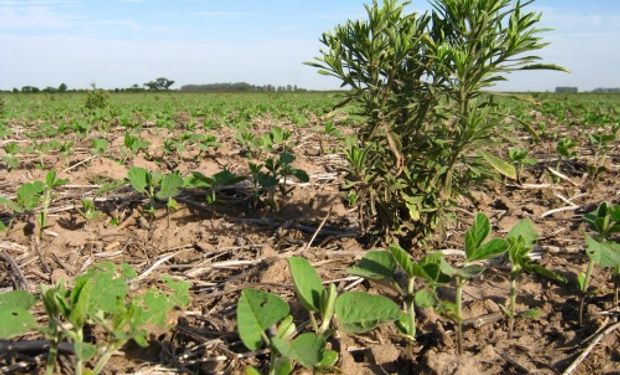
[0,91,619,375]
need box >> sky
[0,0,619,91]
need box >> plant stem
[455,276,464,355]
[45,335,59,375]
[93,341,123,375]
[579,260,595,326]
[613,266,619,310]
[508,274,517,337]
[309,312,319,334]
[74,330,84,375]
[407,276,416,340]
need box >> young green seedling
[507,147,536,183]
[0,263,190,375]
[123,132,150,163]
[2,142,20,170]
[503,219,566,336]
[555,137,577,174]
[588,130,617,178]
[583,203,620,309]
[183,170,245,204]
[247,152,309,209]
[90,138,109,155]
[577,235,620,325]
[237,258,401,374]
[439,213,509,354]
[38,171,69,239]
[127,167,183,227]
[348,245,449,342]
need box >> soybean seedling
[588,130,617,178]
[348,245,449,342]
[248,151,309,209]
[77,198,101,242]
[577,235,620,325]
[237,257,402,374]
[123,132,150,163]
[555,137,577,174]
[507,147,537,183]
[503,219,566,336]
[2,142,20,170]
[0,262,190,375]
[583,203,620,308]
[439,213,509,354]
[38,171,69,239]
[127,167,183,227]
[183,169,245,205]
[90,138,109,155]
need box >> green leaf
[288,257,325,312]
[585,235,620,267]
[156,173,183,200]
[78,342,97,361]
[458,264,485,279]
[273,358,293,375]
[0,306,37,338]
[237,289,290,351]
[335,292,401,333]
[388,244,415,277]
[0,290,36,310]
[272,333,326,368]
[318,350,339,368]
[470,213,491,249]
[257,173,277,189]
[469,238,508,262]
[519,308,542,319]
[519,64,570,73]
[479,150,517,179]
[291,169,310,183]
[577,272,586,292]
[68,278,93,328]
[128,167,149,194]
[528,264,567,284]
[347,250,396,280]
[75,262,129,316]
[507,219,538,246]
[245,367,262,375]
[162,275,191,308]
[414,289,437,309]
[0,291,38,338]
[16,181,45,211]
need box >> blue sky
[1,0,619,91]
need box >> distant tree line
[179,82,307,93]
[555,86,578,93]
[5,79,311,94]
[591,87,620,93]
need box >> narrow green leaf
[479,150,517,179]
